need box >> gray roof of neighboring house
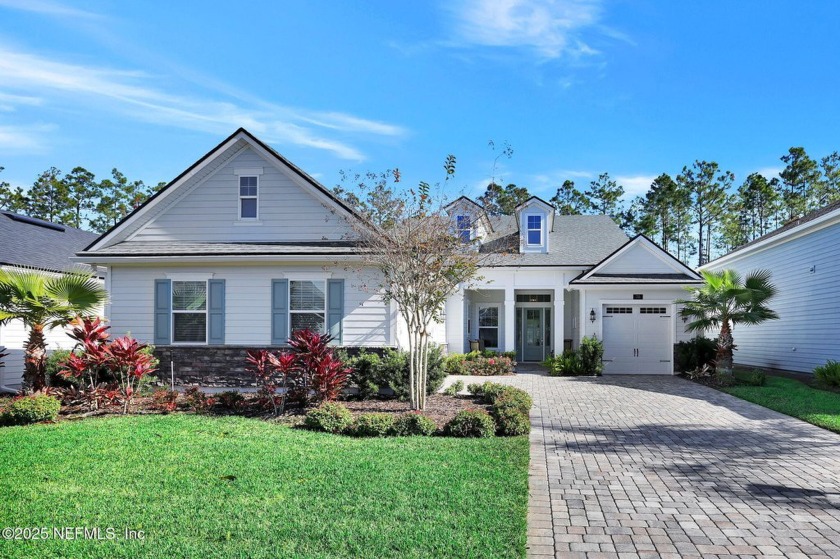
[88,241,366,256]
[479,214,629,266]
[0,211,99,273]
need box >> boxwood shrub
[350,412,396,437]
[1,395,61,426]
[494,407,530,436]
[491,387,532,415]
[391,412,437,436]
[444,409,496,438]
[304,402,353,434]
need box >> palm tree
[677,269,779,373]
[0,267,107,391]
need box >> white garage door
[602,305,673,374]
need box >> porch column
[504,287,516,352]
[554,288,565,356]
[445,289,466,354]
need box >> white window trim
[477,304,500,350]
[456,215,471,243]
[238,175,260,221]
[289,279,327,335]
[171,280,208,346]
[526,214,543,246]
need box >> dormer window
[239,176,258,219]
[456,215,471,243]
[527,215,542,245]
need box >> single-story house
[701,201,840,373]
[0,211,100,392]
[75,128,702,385]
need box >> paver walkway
[443,370,840,558]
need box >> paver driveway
[447,371,840,558]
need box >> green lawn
[0,414,529,559]
[723,375,840,433]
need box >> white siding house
[701,202,840,373]
[76,128,703,385]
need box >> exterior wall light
[589,308,596,323]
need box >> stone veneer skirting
[154,346,393,387]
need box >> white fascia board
[71,254,367,265]
[700,209,840,269]
[567,283,700,291]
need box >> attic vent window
[239,176,258,219]
[526,215,542,245]
[456,215,471,243]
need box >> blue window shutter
[154,279,171,345]
[327,279,344,345]
[208,279,225,345]
[271,279,289,345]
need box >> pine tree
[27,167,71,223]
[0,167,29,213]
[550,180,587,215]
[677,161,732,266]
[477,182,530,215]
[63,167,98,229]
[779,147,822,218]
[584,172,624,222]
[817,151,840,208]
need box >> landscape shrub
[342,350,382,399]
[674,336,717,372]
[494,407,530,436]
[216,390,245,411]
[151,388,178,412]
[1,394,60,426]
[304,402,353,434]
[183,387,216,414]
[443,380,465,396]
[467,382,486,396]
[445,352,515,376]
[814,360,840,387]
[289,330,351,404]
[391,412,437,436]
[578,336,604,375]
[375,346,446,400]
[46,349,76,387]
[350,413,397,437]
[545,351,585,376]
[444,409,496,438]
[491,387,532,415]
[478,382,508,404]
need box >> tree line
[475,146,840,266]
[0,166,164,233]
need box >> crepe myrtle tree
[677,269,779,374]
[337,158,498,410]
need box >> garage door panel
[602,305,673,375]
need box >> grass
[722,375,840,433]
[0,414,529,559]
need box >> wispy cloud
[0,0,103,20]
[615,174,656,198]
[445,0,606,59]
[0,46,405,160]
[0,124,54,152]
[754,166,782,179]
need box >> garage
[601,304,673,374]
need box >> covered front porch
[444,286,579,362]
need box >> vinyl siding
[108,265,390,347]
[704,220,840,373]
[130,148,354,243]
[599,243,678,275]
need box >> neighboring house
[0,212,100,392]
[75,128,702,385]
[702,201,840,373]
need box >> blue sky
[1,0,839,203]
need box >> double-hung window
[172,281,207,343]
[456,215,471,243]
[478,306,499,349]
[290,280,326,334]
[239,176,258,219]
[527,215,542,245]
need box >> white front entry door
[602,305,672,374]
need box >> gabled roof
[703,199,840,268]
[514,196,555,232]
[83,128,373,253]
[0,211,98,273]
[570,234,702,284]
[443,196,494,233]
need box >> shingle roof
[88,241,366,257]
[571,273,699,284]
[0,211,99,273]
[479,214,629,266]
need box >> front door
[521,308,551,361]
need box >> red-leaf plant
[58,317,113,409]
[106,336,157,413]
[287,329,350,404]
[246,349,296,415]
